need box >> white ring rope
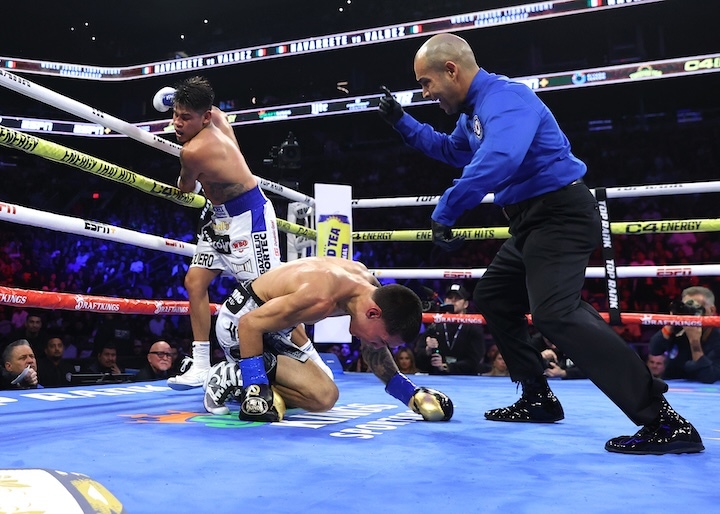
[257,177,315,207]
[0,69,315,207]
[351,181,720,208]
[371,266,720,280]
[1,201,717,280]
[0,201,195,257]
[0,69,180,156]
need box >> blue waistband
[213,185,267,218]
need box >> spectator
[36,335,74,388]
[530,332,587,380]
[148,315,166,338]
[1,339,40,390]
[92,313,132,356]
[415,284,484,375]
[10,307,29,331]
[82,341,124,375]
[649,286,720,383]
[0,310,13,342]
[339,343,360,371]
[479,343,499,375]
[482,351,509,377]
[168,342,185,375]
[128,252,146,287]
[395,347,418,375]
[646,354,667,379]
[9,311,47,357]
[134,341,175,382]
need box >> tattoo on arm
[361,344,399,384]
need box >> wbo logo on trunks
[472,115,483,140]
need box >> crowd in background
[1,102,719,388]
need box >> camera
[668,298,705,335]
[263,132,301,170]
[669,299,705,316]
[420,287,455,313]
[424,324,442,355]
[542,355,558,370]
[422,301,454,314]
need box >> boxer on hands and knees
[166,76,322,389]
[207,256,453,422]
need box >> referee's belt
[501,178,584,221]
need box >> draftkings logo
[120,403,423,438]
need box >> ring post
[313,183,353,344]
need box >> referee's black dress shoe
[485,376,564,423]
[605,399,704,455]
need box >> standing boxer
[167,76,284,389]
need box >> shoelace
[179,356,193,373]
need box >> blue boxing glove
[431,219,465,252]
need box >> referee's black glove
[378,86,404,125]
[431,220,465,252]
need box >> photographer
[649,286,720,384]
[415,284,484,375]
[529,332,587,380]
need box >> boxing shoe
[203,361,243,415]
[605,399,704,455]
[238,383,286,422]
[485,376,564,423]
[167,341,211,390]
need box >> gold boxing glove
[239,384,286,422]
[409,387,454,421]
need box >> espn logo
[656,267,692,277]
[443,271,472,279]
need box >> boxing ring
[1,71,720,513]
[1,376,719,512]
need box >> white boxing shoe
[203,361,243,415]
[167,341,211,390]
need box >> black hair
[372,284,423,343]
[173,76,214,113]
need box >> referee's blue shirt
[394,68,586,226]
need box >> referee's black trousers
[474,182,667,426]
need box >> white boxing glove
[153,86,176,112]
